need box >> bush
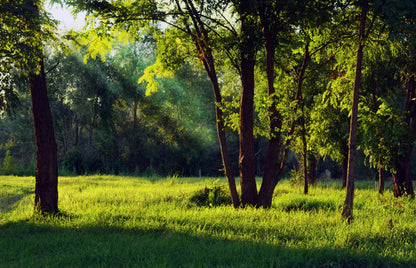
[0,150,17,175]
[189,184,231,207]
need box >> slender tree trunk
[302,137,309,194]
[342,1,368,223]
[299,65,308,194]
[307,152,317,185]
[341,147,348,188]
[178,0,240,208]
[31,59,59,214]
[204,58,240,208]
[378,165,384,194]
[302,125,308,195]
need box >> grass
[1,175,416,267]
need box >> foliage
[0,40,221,176]
[0,0,58,113]
[0,150,16,175]
[188,180,232,207]
[1,175,416,266]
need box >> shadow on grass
[0,189,33,213]
[0,220,414,267]
[280,198,337,212]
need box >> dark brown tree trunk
[30,59,59,214]
[239,54,258,206]
[302,134,308,195]
[307,152,317,185]
[341,146,348,188]
[300,82,308,194]
[393,154,414,197]
[393,164,406,197]
[237,5,258,206]
[378,166,384,194]
[342,1,368,223]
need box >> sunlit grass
[1,175,415,267]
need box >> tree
[357,0,416,197]
[342,0,370,223]
[1,0,59,213]
[379,0,416,197]
[256,0,339,204]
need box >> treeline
[0,43,226,176]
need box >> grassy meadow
[1,175,416,267]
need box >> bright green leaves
[138,58,173,96]
[359,97,406,170]
[0,0,57,75]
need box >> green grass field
[1,175,415,267]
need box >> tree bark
[341,146,348,188]
[302,133,308,195]
[307,152,317,185]
[239,54,258,206]
[378,166,384,194]
[237,4,258,206]
[341,1,368,223]
[30,59,59,214]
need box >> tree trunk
[204,58,241,208]
[307,152,317,185]
[393,155,414,197]
[237,5,258,206]
[302,134,308,195]
[300,83,308,194]
[341,1,368,223]
[341,147,348,188]
[30,58,59,214]
[239,54,258,206]
[257,20,283,208]
[378,166,384,194]
[177,0,240,208]
[392,164,406,197]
